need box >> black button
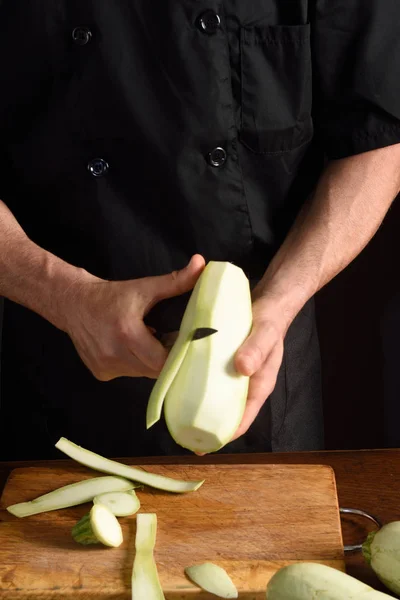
[72,26,92,46]
[87,158,109,177]
[198,11,221,35]
[208,147,227,167]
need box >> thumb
[147,254,206,303]
[235,322,276,377]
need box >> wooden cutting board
[0,463,344,599]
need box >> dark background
[316,194,399,450]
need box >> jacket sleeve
[311,0,400,159]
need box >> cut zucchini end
[93,490,140,517]
[90,504,123,548]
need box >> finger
[117,345,161,379]
[231,343,283,441]
[118,361,160,379]
[89,350,160,381]
[73,333,162,380]
[142,254,206,307]
[235,320,280,377]
[128,320,169,372]
[97,362,160,381]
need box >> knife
[191,327,218,341]
[156,328,218,349]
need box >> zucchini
[185,563,238,598]
[7,475,136,518]
[266,562,396,599]
[55,437,204,493]
[72,503,123,547]
[363,521,400,595]
[146,276,202,428]
[147,261,252,454]
[131,513,165,599]
[93,490,140,517]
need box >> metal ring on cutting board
[339,507,381,553]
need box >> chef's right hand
[62,255,205,381]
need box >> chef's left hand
[231,295,289,441]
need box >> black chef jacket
[0,1,400,460]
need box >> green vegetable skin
[185,563,238,599]
[147,261,252,454]
[55,437,204,493]
[266,563,396,599]
[363,522,400,595]
[131,513,165,600]
[7,475,136,517]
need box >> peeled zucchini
[363,521,400,595]
[147,261,252,454]
[266,562,396,599]
[72,503,123,548]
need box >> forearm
[256,144,400,330]
[0,200,95,331]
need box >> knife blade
[191,327,218,341]
[155,327,218,349]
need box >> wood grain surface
[0,463,344,599]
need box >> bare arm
[0,200,91,331]
[257,143,400,327]
[0,199,204,379]
[234,143,400,438]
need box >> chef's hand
[63,255,205,381]
[231,294,288,441]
